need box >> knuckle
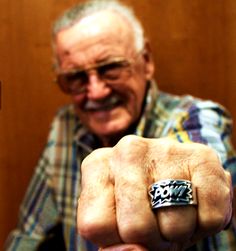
[225,170,233,188]
[162,223,193,242]
[225,184,233,200]
[116,135,143,149]
[77,216,110,242]
[150,138,181,158]
[81,148,112,169]
[195,144,220,163]
[78,213,119,247]
[119,221,153,244]
[77,218,100,241]
[77,217,95,239]
[200,211,227,232]
[114,135,148,160]
[158,208,196,242]
[200,186,232,232]
[223,186,233,225]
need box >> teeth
[84,95,120,111]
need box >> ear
[142,39,155,80]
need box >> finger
[190,147,233,242]
[148,139,197,242]
[77,148,121,247]
[112,136,170,250]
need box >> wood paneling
[1,0,236,248]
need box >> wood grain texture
[0,0,235,248]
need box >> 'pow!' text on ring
[149,179,197,209]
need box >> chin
[93,126,126,137]
[91,120,130,137]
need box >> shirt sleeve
[5,125,61,251]
[167,100,236,184]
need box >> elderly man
[5,0,236,250]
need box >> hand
[77,135,233,250]
[99,244,148,251]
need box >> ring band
[149,179,197,209]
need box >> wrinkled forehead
[54,10,136,54]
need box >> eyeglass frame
[55,51,143,95]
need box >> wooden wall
[1,0,236,248]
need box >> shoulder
[157,91,231,119]
[54,104,78,121]
[45,104,80,147]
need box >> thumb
[99,244,148,251]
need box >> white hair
[52,0,145,52]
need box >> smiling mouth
[84,95,123,112]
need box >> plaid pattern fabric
[5,81,236,251]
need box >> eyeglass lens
[56,60,131,94]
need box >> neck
[99,123,139,147]
[100,135,123,147]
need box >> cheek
[71,94,86,109]
[130,80,147,106]
[123,87,146,122]
[71,95,90,120]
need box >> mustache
[83,94,123,111]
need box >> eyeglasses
[55,58,133,95]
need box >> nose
[86,71,111,100]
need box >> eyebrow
[95,55,126,64]
[59,57,128,75]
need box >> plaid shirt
[5,81,236,251]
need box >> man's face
[54,11,154,145]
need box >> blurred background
[1,0,236,248]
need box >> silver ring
[149,179,197,209]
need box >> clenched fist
[77,136,233,251]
